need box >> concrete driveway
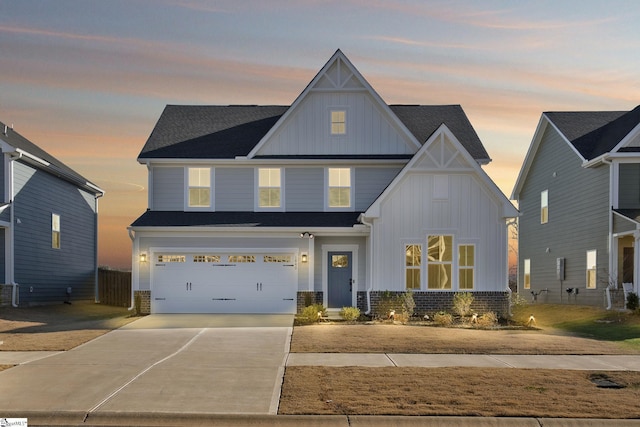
[0,314,293,416]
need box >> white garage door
[151,252,298,314]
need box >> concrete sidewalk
[286,353,640,370]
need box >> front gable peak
[247,49,421,158]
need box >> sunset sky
[1,1,639,269]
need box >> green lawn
[511,304,640,350]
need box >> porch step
[324,309,343,321]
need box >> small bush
[627,292,639,312]
[476,311,498,327]
[339,306,360,322]
[400,291,416,320]
[298,304,326,324]
[453,292,474,318]
[510,292,529,308]
[433,311,453,326]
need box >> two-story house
[130,50,517,316]
[512,106,640,307]
[0,121,104,307]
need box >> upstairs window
[405,244,422,290]
[427,235,452,289]
[188,168,211,208]
[258,168,281,208]
[328,168,351,208]
[540,190,548,224]
[52,213,60,249]
[330,110,346,135]
[586,250,597,289]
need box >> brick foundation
[357,291,511,318]
[134,290,151,315]
[0,284,13,306]
[297,291,323,313]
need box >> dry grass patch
[0,302,139,351]
[291,324,636,354]
[280,367,640,418]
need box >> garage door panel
[151,252,297,314]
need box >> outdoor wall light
[139,252,147,263]
[300,232,314,239]
[301,253,308,263]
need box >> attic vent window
[331,110,346,135]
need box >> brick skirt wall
[0,284,12,306]
[134,290,151,315]
[297,291,323,312]
[357,291,511,318]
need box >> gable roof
[0,120,103,196]
[138,104,488,161]
[138,50,489,163]
[512,105,640,200]
[546,107,640,160]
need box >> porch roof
[131,210,363,228]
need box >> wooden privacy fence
[98,268,131,307]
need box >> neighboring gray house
[130,50,517,315]
[0,121,104,307]
[512,106,640,307]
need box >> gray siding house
[0,121,104,307]
[512,106,640,307]
[130,50,517,316]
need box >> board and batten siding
[216,168,253,211]
[13,161,98,303]
[371,172,507,292]
[355,167,402,211]
[256,92,415,156]
[285,167,324,211]
[151,166,183,210]
[518,124,610,305]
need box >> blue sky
[0,0,639,268]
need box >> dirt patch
[0,302,139,351]
[291,323,638,354]
[280,367,640,417]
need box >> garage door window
[229,255,256,263]
[158,255,186,263]
[194,255,221,263]
[264,255,292,263]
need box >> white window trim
[52,213,61,249]
[324,167,354,211]
[184,167,214,211]
[586,249,597,289]
[458,243,475,291]
[403,241,423,291]
[541,189,548,224]
[255,167,285,211]
[329,108,348,136]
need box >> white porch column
[635,231,640,294]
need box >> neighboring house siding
[0,229,5,282]
[285,168,324,211]
[257,92,415,156]
[354,167,402,211]
[13,161,97,303]
[613,214,636,234]
[371,172,506,292]
[152,167,183,210]
[518,125,609,305]
[618,163,640,208]
[216,168,253,211]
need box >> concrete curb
[6,412,640,427]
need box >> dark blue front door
[328,251,352,308]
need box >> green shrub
[298,304,326,324]
[453,292,474,318]
[400,291,416,319]
[477,311,498,327]
[433,311,453,326]
[627,292,639,312]
[339,306,360,322]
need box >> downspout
[600,157,614,310]
[93,191,104,303]
[506,218,517,317]
[8,151,22,307]
[359,215,374,315]
[127,228,136,311]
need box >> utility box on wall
[556,257,565,281]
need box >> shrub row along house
[513,107,640,307]
[129,50,519,315]
[0,121,103,307]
